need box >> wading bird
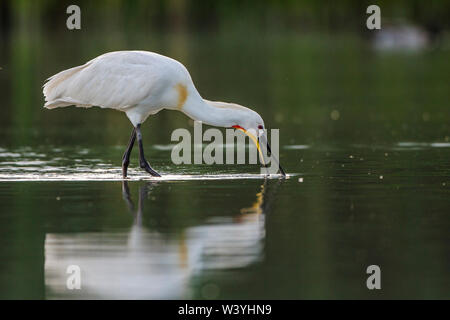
[43,51,285,177]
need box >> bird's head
[231,107,286,177]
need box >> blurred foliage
[1,0,449,35]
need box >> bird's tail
[42,63,91,109]
[44,98,90,109]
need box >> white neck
[181,96,244,128]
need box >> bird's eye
[258,125,263,129]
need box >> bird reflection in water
[44,180,280,299]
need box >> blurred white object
[45,216,265,299]
[44,183,266,299]
[373,24,429,51]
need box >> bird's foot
[140,160,161,177]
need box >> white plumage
[44,51,194,125]
[43,50,284,177]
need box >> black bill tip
[265,141,287,177]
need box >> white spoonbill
[43,50,285,177]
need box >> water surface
[0,141,448,299]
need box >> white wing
[43,51,189,110]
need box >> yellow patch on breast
[175,83,188,110]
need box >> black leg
[121,181,135,212]
[122,127,136,178]
[136,124,161,177]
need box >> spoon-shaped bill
[257,131,286,177]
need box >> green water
[0,31,449,299]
